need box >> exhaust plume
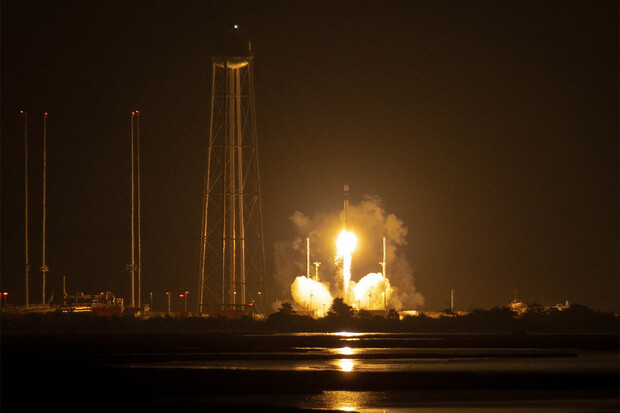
[291,276,333,316]
[353,272,392,310]
[273,195,424,310]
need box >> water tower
[198,26,266,314]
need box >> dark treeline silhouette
[2,300,618,334]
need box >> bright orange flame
[336,230,357,300]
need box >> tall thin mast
[381,236,386,309]
[41,112,49,304]
[136,110,142,308]
[313,261,320,282]
[130,112,135,307]
[22,111,29,307]
[306,238,310,279]
[198,177,207,313]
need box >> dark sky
[1,0,618,312]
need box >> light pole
[21,110,29,308]
[41,112,49,305]
[313,261,321,281]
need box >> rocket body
[343,184,349,229]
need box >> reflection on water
[334,331,366,337]
[336,358,356,372]
[128,348,617,374]
[305,391,385,411]
[333,346,356,355]
[120,332,618,412]
[300,391,617,412]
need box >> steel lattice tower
[198,28,266,314]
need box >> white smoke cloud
[353,272,392,310]
[290,276,333,316]
[273,195,424,309]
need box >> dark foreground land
[2,320,618,412]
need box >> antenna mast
[306,238,310,279]
[136,110,142,309]
[129,112,135,308]
[22,111,30,307]
[41,113,49,304]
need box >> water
[118,332,619,412]
[128,347,614,373]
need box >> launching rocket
[343,184,349,229]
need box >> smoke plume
[273,195,424,310]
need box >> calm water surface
[122,332,618,412]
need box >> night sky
[1,0,618,312]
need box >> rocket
[343,184,349,229]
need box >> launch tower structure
[198,27,266,314]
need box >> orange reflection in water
[336,358,355,372]
[306,390,383,411]
[333,331,364,337]
[332,346,356,356]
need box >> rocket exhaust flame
[336,230,357,300]
[281,194,425,314]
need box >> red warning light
[179,294,185,298]
[44,112,48,116]
[20,110,24,114]
[135,110,140,114]
[131,112,135,115]
[2,292,7,296]
[248,302,254,307]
